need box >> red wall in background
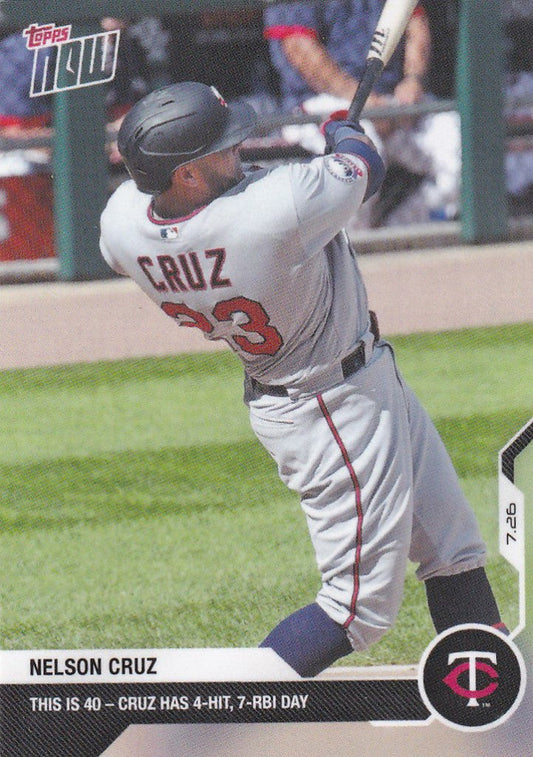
[0,175,54,261]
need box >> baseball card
[1,2,532,755]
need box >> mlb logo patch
[325,154,363,183]
[160,226,179,240]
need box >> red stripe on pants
[317,394,363,629]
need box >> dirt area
[1,239,532,370]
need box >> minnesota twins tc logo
[419,625,526,730]
[443,651,499,706]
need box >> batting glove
[321,111,364,154]
[321,117,385,202]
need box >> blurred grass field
[1,323,531,666]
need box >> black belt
[250,311,379,397]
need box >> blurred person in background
[102,17,152,122]
[0,18,166,260]
[103,16,174,121]
[0,26,55,258]
[263,0,463,227]
[164,9,279,117]
[422,0,459,100]
[125,16,172,90]
[0,27,53,177]
[419,0,533,218]
[503,0,533,216]
[101,17,164,166]
[0,19,162,170]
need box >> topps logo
[24,23,72,48]
[23,23,120,97]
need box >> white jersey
[100,143,492,661]
[100,152,370,390]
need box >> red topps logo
[23,23,72,49]
[22,25,120,97]
[443,652,499,707]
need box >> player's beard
[198,146,245,200]
[212,168,245,196]
[209,166,244,197]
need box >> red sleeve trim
[412,5,427,19]
[0,113,51,128]
[264,24,318,41]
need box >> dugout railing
[0,0,531,283]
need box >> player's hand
[394,75,424,106]
[321,109,362,139]
[320,114,385,201]
[321,117,377,155]
[320,109,351,127]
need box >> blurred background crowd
[0,1,531,265]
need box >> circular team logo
[418,624,526,731]
[325,154,362,183]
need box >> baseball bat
[348,0,420,121]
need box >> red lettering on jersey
[178,252,207,291]
[140,250,230,293]
[205,248,231,288]
[161,297,283,357]
[214,297,283,356]
[157,254,188,292]
[138,256,166,292]
[161,302,213,333]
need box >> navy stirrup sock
[425,567,507,634]
[260,602,353,677]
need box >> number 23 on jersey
[161,297,283,357]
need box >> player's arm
[288,121,384,248]
[282,33,361,103]
[394,5,431,105]
[268,24,385,109]
[99,236,127,276]
[323,118,385,202]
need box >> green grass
[1,323,531,666]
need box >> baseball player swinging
[100,82,507,677]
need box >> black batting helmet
[117,82,258,194]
